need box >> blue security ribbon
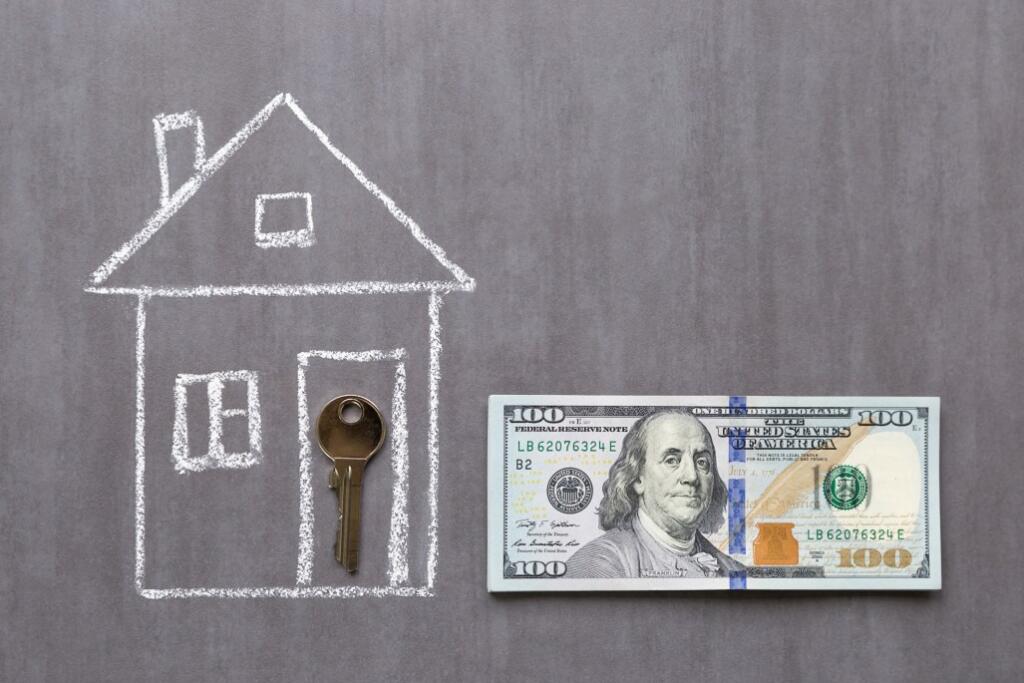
[728,395,747,463]
[727,395,747,560]
[728,478,746,555]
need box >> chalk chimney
[153,111,205,206]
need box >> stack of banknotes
[488,395,940,591]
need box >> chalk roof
[86,93,475,297]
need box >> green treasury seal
[823,465,868,510]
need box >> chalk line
[295,349,409,588]
[254,192,315,249]
[140,585,434,600]
[300,349,407,363]
[387,359,409,586]
[426,292,444,588]
[134,296,149,594]
[85,281,472,298]
[295,357,314,585]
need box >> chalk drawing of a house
[85,93,475,598]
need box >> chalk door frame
[295,348,413,593]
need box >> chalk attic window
[254,192,315,248]
[172,371,262,473]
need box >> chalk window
[254,192,315,248]
[172,371,262,473]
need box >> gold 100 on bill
[487,395,940,592]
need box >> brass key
[316,395,387,573]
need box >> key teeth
[333,543,357,572]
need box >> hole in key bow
[339,399,363,424]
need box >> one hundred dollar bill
[488,395,940,591]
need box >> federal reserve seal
[546,467,593,514]
[823,465,868,510]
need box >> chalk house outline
[86,93,475,599]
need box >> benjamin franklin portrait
[564,409,744,579]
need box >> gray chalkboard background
[3,1,1023,680]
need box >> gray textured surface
[3,1,1023,680]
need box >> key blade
[335,460,366,572]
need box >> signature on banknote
[515,519,581,530]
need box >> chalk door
[295,349,409,589]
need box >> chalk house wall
[138,293,435,592]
